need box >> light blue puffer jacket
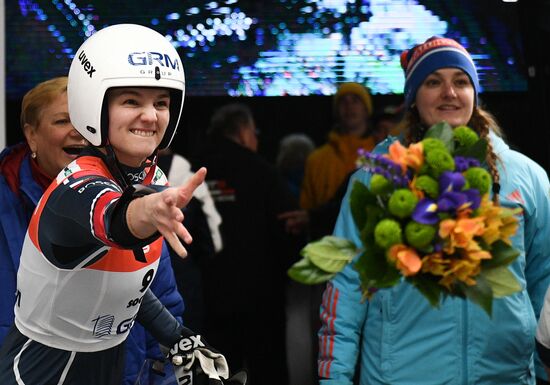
[318,133,550,385]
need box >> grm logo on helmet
[128,52,180,71]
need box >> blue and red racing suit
[0,149,184,385]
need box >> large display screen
[6,0,526,99]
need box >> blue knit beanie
[400,36,480,109]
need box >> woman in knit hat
[317,36,550,385]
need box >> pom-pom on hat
[400,36,479,109]
[334,82,373,116]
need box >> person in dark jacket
[158,148,222,332]
[191,103,301,385]
[0,77,186,385]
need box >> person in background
[0,25,241,385]
[319,36,550,385]
[276,133,316,199]
[0,77,185,385]
[158,147,222,253]
[301,82,375,212]
[157,147,223,332]
[0,77,88,345]
[282,83,376,383]
[275,132,318,385]
[371,109,401,145]
[191,103,301,385]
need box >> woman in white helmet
[0,24,237,385]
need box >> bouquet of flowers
[288,122,522,316]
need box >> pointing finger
[176,167,207,208]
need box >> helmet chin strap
[104,143,130,189]
[103,143,160,189]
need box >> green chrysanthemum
[388,189,419,219]
[415,175,439,199]
[374,219,403,249]
[405,221,437,249]
[464,167,492,194]
[453,126,479,147]
[425,149,455,178]
[421,137,447,154]
[370,174,394,195]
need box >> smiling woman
[317,36,550,385]
[415,68,475,128]
[106,87,171,167]
[20,77,87,178]
[0,24,244,385]
[0,76,87,346]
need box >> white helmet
[68,24,185,149]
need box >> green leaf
[482,240,520,269]
[408,275,442,308]
[359,205,383,245]
[354,245,401,289]
[301,236,357,273]
[482,266,522,298]
[350,181,377,230]
[424,122,455,152]
[460,276,493,317]
[453,138,488,163]
[287,258,336,285]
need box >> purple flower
[462,188,481,210]
[439,171,465,193]
[454,156,469,172]
[437,191,467,212]
[468,158,481,168]
[454,156,481,172]
[412,198,439,225]
[437,190,481,212]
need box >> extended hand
[127,167,207,257]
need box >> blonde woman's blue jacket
[318,133,550,385]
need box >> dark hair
[207,103,254,138]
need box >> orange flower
[421,252,449,276]
[409,176,426,200]
[405,142,424,171]
[387,141,425,174]
[388,244,422,276]
[447,258,480,285]
[387,141,409,173]
[439,217,485,253]
[477,196,520,245]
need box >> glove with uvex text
[167,329,248,385]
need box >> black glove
[166,329,236,385]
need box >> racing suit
[0,148,184,385]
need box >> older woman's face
[25,92,87,178]
[415,68,475,128]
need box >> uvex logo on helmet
[77,50,96,78]
[128,52,181,71]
